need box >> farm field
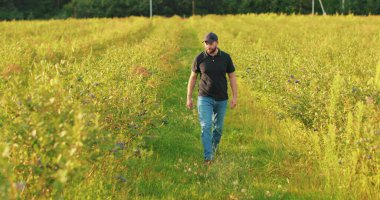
[0,14,379,199]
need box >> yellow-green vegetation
[191,14,379,199]
[0,16,182,198]
[0,14,379,199]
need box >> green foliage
[3,0,380,20]
[190,14,379,199]
[0,14,379,199]
[0,16,182,198]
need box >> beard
[207,47,217,54]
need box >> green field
[0,14,379,199]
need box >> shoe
[203,159,212,166]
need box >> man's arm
[186,71,198,109]
[228,72,237,108]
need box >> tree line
[1,0,380,20]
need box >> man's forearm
[187,77,197,100]
[230,77,237,99]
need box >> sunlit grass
[1,14,378,199]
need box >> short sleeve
[191,56,200,73]
[226,55,235,73]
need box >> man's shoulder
[193,51,207,64]
[195,51,206,59]
[220,50,231,58]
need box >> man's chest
[199,57,228,74]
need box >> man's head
[202,32,218,55]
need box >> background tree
[1,0,380,20]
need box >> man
[186,32,238,166]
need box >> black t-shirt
[191,47,235,101]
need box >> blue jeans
[197,95,228,161]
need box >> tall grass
[0,16,183,199]
[0,14,379,199]
[190,14,379,199]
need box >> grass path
[115,23,329,200]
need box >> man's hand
[186,98,194,109]
[230,97,237,109]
